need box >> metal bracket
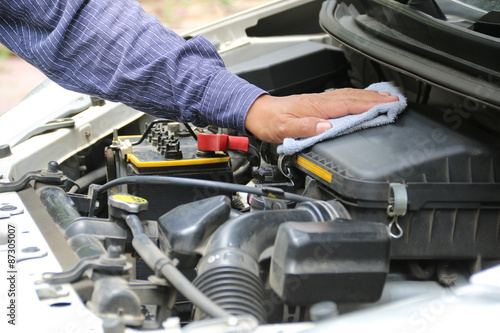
[387,183,408,239]
[0,161,68,193]
[67,183,102,216]
[40,251,132,284]
[278,154,293,179]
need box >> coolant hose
[125,214,231,320]
[194,201,345,323]
[38,186,106,259]
[69,166,107,193]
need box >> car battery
[294,104,500,260]
[107,123,236,220]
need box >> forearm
[0,0,266,131]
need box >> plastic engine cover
[269,219,390,305]
[294,105,500,260]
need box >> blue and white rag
[277,82,408,155]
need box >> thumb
[285,117,332,139]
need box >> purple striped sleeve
[0,0,266,132]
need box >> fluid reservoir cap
[109,194,148,214]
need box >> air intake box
[270,219,390,305]
[294,105,500,259]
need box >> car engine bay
[1,0,500,332]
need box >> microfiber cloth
[277,82,407,155]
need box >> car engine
[1,0,500,332]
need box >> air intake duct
[193,200,348,323]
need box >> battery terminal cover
[197,133,249,153]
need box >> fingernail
[379,91,391,96]
[316,122,332,134]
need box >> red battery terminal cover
[197,133,249,152]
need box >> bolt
[47,161,59,173]
[107,245,122,258]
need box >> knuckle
[339,88,356,95]
[276,124,289,138]
[296,94,313,105]
[301,95,323,114]
[342,98,351,110]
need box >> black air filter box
[270,219,390,305]
[294,104,500,259]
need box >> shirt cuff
[201,68,268,133]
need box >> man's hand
[245,88,399,144]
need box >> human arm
[0,0,398,144]
[0,0,265,131]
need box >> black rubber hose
[194,201,340,322]
[203,201,340,261]
[39,187,81,230]
[205,209,319,262]
[38,186,106,259]
[69,166,107,193]
[125,214,231,320]
[97,176,312,203]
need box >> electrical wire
[183,123,198,141]
[97,175,312,203]
[131,119,172,146]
